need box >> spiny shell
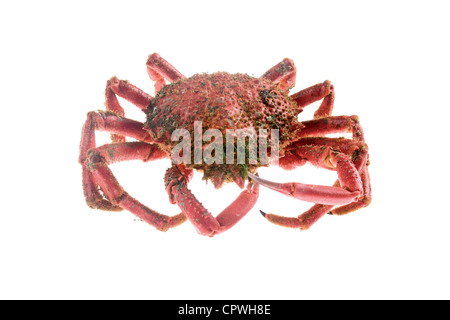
[145,72,303,187]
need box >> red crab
[79,53,371,236]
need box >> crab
[79,53,371,236]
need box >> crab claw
[247,173,360,205]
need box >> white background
[1,0,449,300]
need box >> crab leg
[146,53,186,93]
[82,142,186,231]
[82,142,163,211]
[259,137,370,230]
[291,137,369,171]
[331,165,371,215]
[79,110,154,161]
[105,76,153,142]
[280,137,368,172]
[214,180,259,234]
[79,109,187,230]
[79,111,151,210]
[261,58,297,90]
[252,143,364,200]
[103,53,184,141]
[262,202,335,230]
[164,166,259,236]
[299,115,366,142]
[290,80,335,117]
[262,163,371,230]
[248,173,360,206]
[106,76,153,112]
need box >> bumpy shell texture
[145,72,303,187]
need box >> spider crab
[79,53,371,236]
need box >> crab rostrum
[79,53,371,236]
